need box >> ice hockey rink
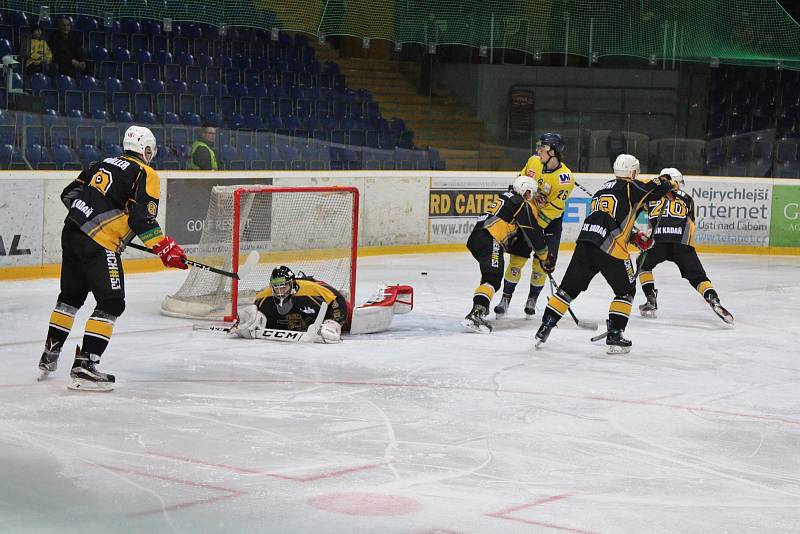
[1,250,799,533]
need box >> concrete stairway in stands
[312,43,517,171]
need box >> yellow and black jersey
[519,156,575,228]
[254,278,349,331]
[60,154,164,252]
[472,190,547,254]
[641,189,696,246]
[578,176,674,259]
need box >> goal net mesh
[161,185,357,320]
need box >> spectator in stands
[187,127,219,170]
[23,22,53,76]
[49,17,87,78]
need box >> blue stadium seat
[52,144,79,169]
[50,125,70,147]
[25,125,45,146]
[29,73,51,96]
[101,126,120,148]
[91,110,109,121]
[131,34,150,53]
[126,78,144,94]
[205,111,225,128]
[181,112,201,126]
[142,63,161,83]
[79,75,100,92]
[137,111,157,124]
[105,77,124,93]
[76,126,97,147]
[114,46,131,63]
[55,75,76,94]
[91,46,109,61]
[134,93,153,113]
[115,110,134,123]
[87,91,106,115]
[163,112,180,125]
[155,50,173,65]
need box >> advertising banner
[769,184,800,247]
[166,177,271,253]
[428,176,507,243]
[686,180,771,247]
[0,180,44,266]
[428,174,773,248]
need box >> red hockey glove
[631,230,654,252]
[153,236,188,269]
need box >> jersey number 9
[90,169,113,196]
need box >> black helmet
[537,132,565,157]
[270,266,297,301]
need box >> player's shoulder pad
[295,279,337,301]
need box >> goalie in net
[234,266,414,343]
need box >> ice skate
[462,304,492,334]
[534,315,558,349]
[639,289,658,318]
[37,350,59,381]
[524,296,537,319]
[493,295,511,318]
[706,295,734,325]
[605,321,632,354]
[68,347,115,392]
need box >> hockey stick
[127,242,259,280]
[545,270,599,330]
[573,180,594,197]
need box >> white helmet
[659,167,684,189]
[123,125,157,164]
[512,175,537,197]
[613,154,640,178]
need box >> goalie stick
[127,242,260,280]
[195,301,329,343]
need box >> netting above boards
[7,0,800,67]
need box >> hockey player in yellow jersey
[237,266,350,343]
[463,175,552,333]
[38,126,188,391]
[534,154,678,354]
[494,132,574,319]
[637,168,733,324]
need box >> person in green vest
[187,127,218,170]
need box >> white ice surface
[1,251,799,534]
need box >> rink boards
[1,169,799,277]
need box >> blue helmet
[537,132,565,157]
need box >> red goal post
[161,185,360,322]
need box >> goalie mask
[270,266,297,308]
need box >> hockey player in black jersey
[463,175,553,333]
[38,126,188,391]
[535,154,678,353]
[637,168,733,324]
[236,266,350,343]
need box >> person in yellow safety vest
[187,127,218,170]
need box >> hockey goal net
[161,185,359,321]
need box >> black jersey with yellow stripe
[60,153,164,252]
[471,190,547,254]
[643,189,696,246]
[577,176,674,259]
[255,278,349,331]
